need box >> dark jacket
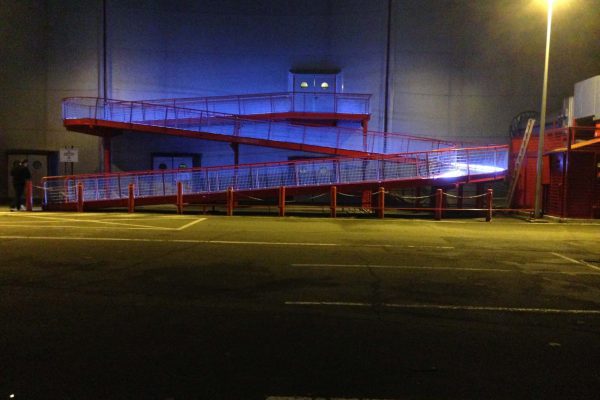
[11,164,31,187]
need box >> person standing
[10,159,31,211]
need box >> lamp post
[533,0,554,219]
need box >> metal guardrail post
[77,182,84,212]
[435,188,443,221]
[378,186,385,219]
[278,186,286,217]
[486,189,493,222]
[25,180,33,211]
[177,181,184,215]
[226,187,234,216]
[128,183,135,213]
[330,186,337,218]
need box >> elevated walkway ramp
[42,146,508,210]
[62,93,456,157]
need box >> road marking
[291,263,600,276]
[0,224,177,230]
[285,301,600,315]
[176,218,206,231]
[552,252,583,265]
[267,397,398,400]
[292,263,514,273]
[580,259,600,272]
[0,235,410,248]
[552,252,600,272]
[10,214,172,230]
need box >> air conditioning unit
[573,75,600,121]
[562,96,574,127]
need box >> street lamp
[533,0,554,219]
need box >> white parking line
[291,263,600,276]
[0,224,176,230]
[267,397,398,400]
[285,301,600,315]
[552,252,600,272]
[176,218,206,231]
[11,214,172,230]
[292,263,514,273]
[0,235,411,248]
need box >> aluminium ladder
[506,118,535,207]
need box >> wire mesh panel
[43,146,508,208]
[63,97,460,156]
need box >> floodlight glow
[437,169,464,178]
[454,162,506,173]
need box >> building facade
[2,0,599,201]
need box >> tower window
[300,81,309,89]
[320,82,329,89]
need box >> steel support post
[128,183,135,213]
[102,136,111,173]
[226,187,234,216]
[25,180,33,211]
[77,182,84,212]
[278,186,286,217]
[177,181,184,215]
[435,188,443,221]
[330,186,337,218]
[378,187,385,219]
[486,189,493,222]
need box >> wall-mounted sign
[60,148,79,163]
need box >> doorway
[289,70,342,113]
[151,153,201,171]
[7,152,57,203]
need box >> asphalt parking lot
[1,209,599,399]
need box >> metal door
[152,156,193,170]
[7,153,48,202]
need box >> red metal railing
[43,145,508,208]
[63,97,457,155]
[141,91,372,115]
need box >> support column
[361,119,369,152]
[231,142,239,166]
[102,135,112,173]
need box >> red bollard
[435,188,443,221]
[128,183,135,213]
[76,182,84,212]
[361,190,372,210]
[226,187,234,216]
[278,186,286,217]
[330,186,337,218]
[377,187,385,219]
[25,180,33,211]
[486,188,493,222]
[176,181,184,215]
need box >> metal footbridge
[44,92,508,211]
